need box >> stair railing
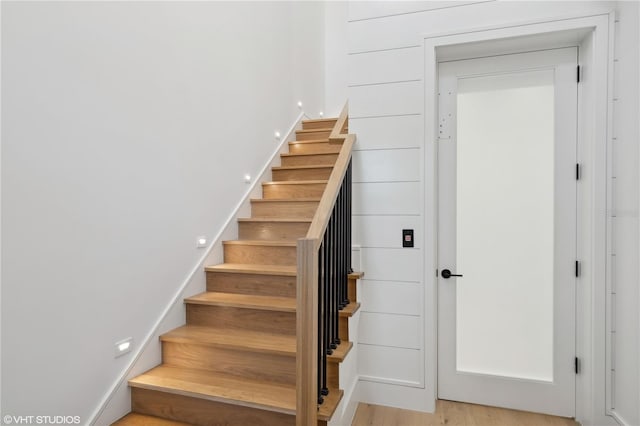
[296,103,354,426]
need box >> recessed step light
[115,337,133,358]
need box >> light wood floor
[351,400,578,426]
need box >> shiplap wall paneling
[353,182,421,215]
[360,280,421,315]
[359,248,421,283]
[353,215,422,249]
[348,47,422,86]
[347,1,483,22]
[352,149,420,183]
[359,312,421,349]
[349,81,422,118]
[350,115,423,150]
[358,344,422,384]
[348,2,613,53]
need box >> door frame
[422,13,616,426]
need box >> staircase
[113,114,361,426]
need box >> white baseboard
[357,379,435,414]
[329,376,360,426]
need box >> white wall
[1,1,324,422]
[344,1,639,424]
[325,0,349,117]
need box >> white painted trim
[359,375,422,388]
[604,10,617,419]
[0,2,3,418]
[610,410,628,426]
[88,111,305,425]
[423,13,615,426]
[328,371,360,426]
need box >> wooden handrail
[296,103,355,426]
[329,102,349,143]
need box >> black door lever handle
[441,269,463,279]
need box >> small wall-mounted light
[297,101,303,108]
[244,174,251,184]
[196,236,207,248]
[274,131,281,139]
[319,111,324,117]
[115,337,133,358]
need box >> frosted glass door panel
[455,70,555,382]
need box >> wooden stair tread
[296,128,333,133]
[129,365,297,415]
[328,340,353,363]
[113,413,191,425]
[204,263,296,276]
[161,325,353,364]
[339,302,361,317]
[250,198,320,203]
[222,240,296,247]
[160,325,295,354]
[302,118,337,123]
[237,217,312,223]
[184,292,295,312]
[349,271,365,279]
[288,139,333,145]
[128,365,342,423]
[318,389,343,421]
[271,165,334,171]
[262,179,328,185]
[281,152,337,158]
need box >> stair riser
[302,120,338,130]
[271,167,333,182]
[206,271,296,298]
[349,277,357,302]
[339,317,349,342]
[162,343,295,386]
[186,305,296,335]
[251,201,319,219]
[288,141,342,154]
[262,182,326,199]
[272,168,333,182]
[238,222,310,241]
[295,130,332,140]
[328,362,339,390]
[223,244,296,266]
[280,153,338,167]
[131,388,295,426]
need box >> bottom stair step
[112,413,190,425]
[130,365,296,415]
[129,365,342,424]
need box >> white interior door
[437,48,578,417]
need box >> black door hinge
[577,66,581,83]
[575,261,580,277]
[576,163,580,180]
[575,357,580,374]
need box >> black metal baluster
[328,216,337,352]
[317,241,325,404]
[341,178,348,307]
[347,161,353,275]
[322,236,329,398]
[336,187,343,311]
[332,201,340,348]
